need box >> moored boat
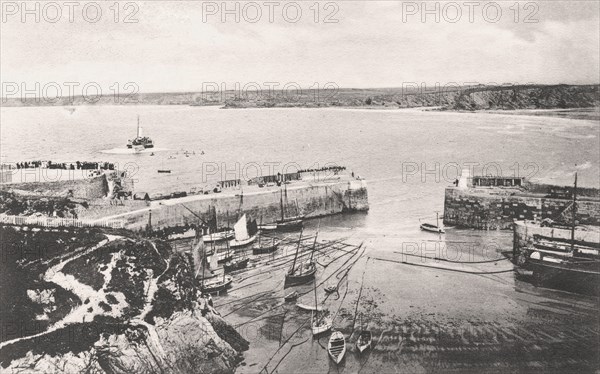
[252,241,279,255]
[229,214,258,247]
[420,212,445,233]
[328,331,346,364]
[356,330,372,353]
[285,227,318,287]
[127,116,154,149]
[312,310,333,335]
[202,230,234,243]
[201,275,233,294]
[296,303,323,311]
[224,257,249,273]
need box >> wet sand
[205,223,599,373]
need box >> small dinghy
[284,291,299,302]
[311,310,332,335]
[420,212,445,234]
[296,303,323,311]
[356,330,372,353]
[328,331,346,364]
[157,169,171,173]
[324,285,337,294]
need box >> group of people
[10,160,115,171]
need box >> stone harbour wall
[122,180,369,231]
[444,187,600,230]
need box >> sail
[191,238,204,273]
[207,206,218,233]
[137,126,143,137]
[192,238,215,279]
[209,244,219,270]
[247,218,258,237]
[234,214,249,241]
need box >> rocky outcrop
[0,232,248,373]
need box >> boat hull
[420,224,445,233]
[252,243,279,255]
[229,235,257,248]
[312,311,333,336]
[327,331,346,364]
[224,258,249,273]
[203,230,234,243]
[285,265,316,287]
[356,331,372,353]
[201,277,233,294]
[276,219,303,232]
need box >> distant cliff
[2,84,598,112]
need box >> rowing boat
[328,331,346,364]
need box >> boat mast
[436,211,439,228]
[200,238,205,289]
[571,172,578,253]
[280,188,285,221]
[310,220,320,262]
[290,227,303,274]
[137,115,140,137]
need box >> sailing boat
[285,228,317,287]
[127,115,154,149]
[328,331,346,364]
[276,186,304,231]
[224,239,249,273]
[216,237,234,264]
[196,237,232,294]
[420,211,445,233]
[202,207,234,243]
[229,214,258,248]
[310,241,332,335]
[526,172,600,288]
[253,217,280,254]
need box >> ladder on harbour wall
[0,214,125,229]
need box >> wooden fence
[0,214,125,229]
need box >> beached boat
[285,227,318,287]
[328,331,346,363]
[252,241,279,255]
[312,310,332,335]
[194,235,233,294]
[258,223,277,231]
[356,330,372,353]
[224,241,249,273]
[252,235,280,255]
[224,257,249,272]
[284,291,299,302]
[229,214,257,247]
[202,207,235,243]
[276,188,304,231]
[524,173,600,291]
[296,303,324,311]
[201,275,233,294]
[420,212,445,233]
[202,230,234,243]
[324,285,337,294]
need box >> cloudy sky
[1,0,599,93]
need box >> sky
[1,0,599,93]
